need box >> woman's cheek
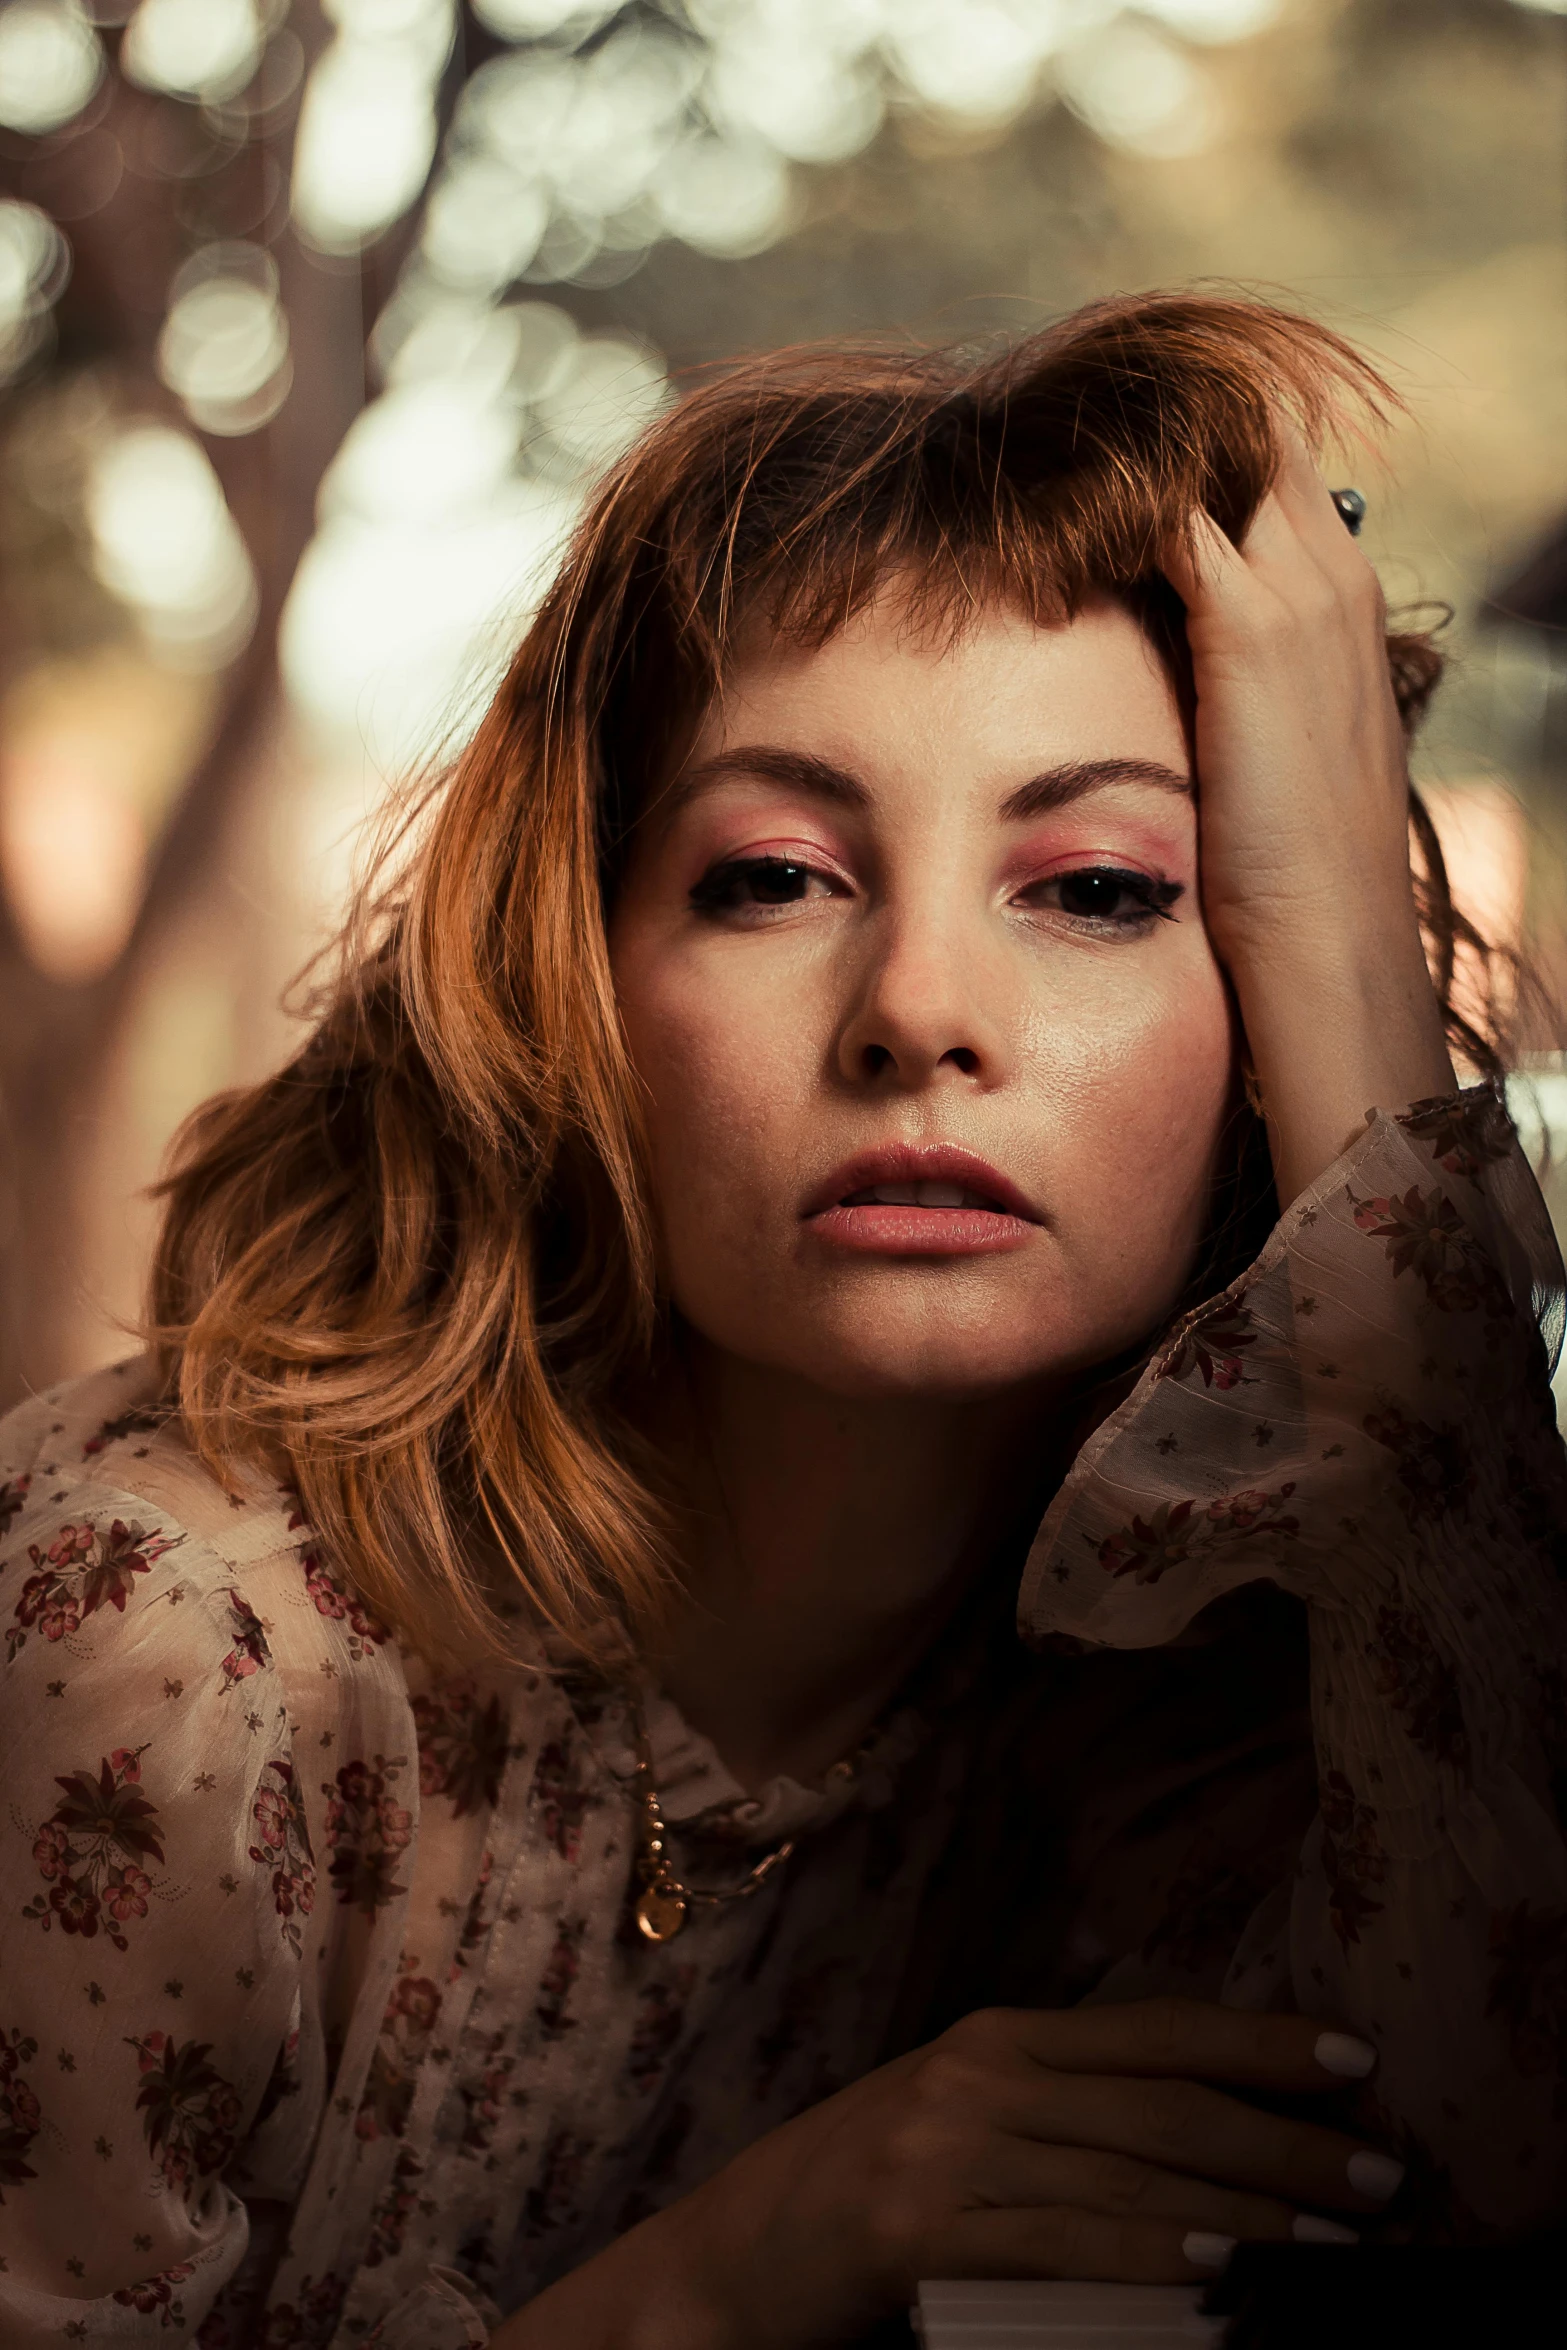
[625,952,821,1226]
[1030,957,1236,1299]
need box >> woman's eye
[690,857,836,914]
[1019,866,1183,930]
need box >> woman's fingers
[973,2139,1310,2246]
[936,2005,1401,2217]
[992,1996,1377,2097]
[1163,423,1376,621]
[1008,2069,1399,2218]
[1267,420,1377,586]
[1159,504,1248,609]
[936,2204,1239,2287]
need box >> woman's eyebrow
[1000,758,1193,820]
[668,746,872,813]
[661,749,1189,822]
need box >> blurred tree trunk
[0,8,401,1404]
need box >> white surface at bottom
[914,2280,1222,2348]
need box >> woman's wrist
[1224,899,1454,1205]
[488,2192,739,2350]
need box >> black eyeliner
[690,855,812,913]
[1049,867,1184,923]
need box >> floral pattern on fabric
[22,1746,165,1951]
[1366,1598,1469,1772]
[83,1408,166,1461]
[530,1738,590,1863]
[0,2026,41,2201]
[248,1760,317,1956]
[363,2151,424,2271]
[1350,1183,1512,1332]
[1398,1089,1515,1179]
[532,1919,585,2042]
[1155,1298,1258,1391]
[1317,1769,1390,1951]
[219,1592,271,1692]
[627,1969,697,2094]
[249,2268,345,2349]
[7,1517,182,1660]
[1485,1901,1567,2120]
[0,1473,29,1537]
[302,1553,389,1661]
[456,2033,514,2158]
[129,2032,243,2192]
[112,2262,195,2328]
[357,1962,442,2143]
[413,1678,514,1819]
[1362,1407,1475,1525]
[1094,1484,1300,1584]
[323,1757,413,1917]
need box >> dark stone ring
[1331,487,1367,536]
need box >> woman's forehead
[694,590,1184,763]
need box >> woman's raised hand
[1162,432,1454,1207]
[497,1997,1402,2350]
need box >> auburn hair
[147,291,1500,1670]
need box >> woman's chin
[738,1316,1099,1405]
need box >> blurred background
[1,0,1565,1408]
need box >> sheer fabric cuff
[364,2266,504,2348]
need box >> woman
[2,293,1564,2350]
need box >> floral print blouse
[2,1087,1566,2349]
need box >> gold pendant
[636,1884,688,1943]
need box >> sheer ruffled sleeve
[1019,1085,1567,2233]
[363,2268,503,2348]
[0,1474,308,2341]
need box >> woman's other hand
[495,1996,1402,2350]
[1163,434,1454,1206]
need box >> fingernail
[1347,2151,1405,2201]
[1293,2215,1360,2244]
[1314,2031,1377,2080]
[1183,2232,1236,2271]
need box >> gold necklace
[631,1704,797,1944]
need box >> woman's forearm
[1230,910,1453,1208]
[488,2200,732,2350]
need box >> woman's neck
[645,1342,1062,1792]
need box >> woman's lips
[801,1147,1041,1257]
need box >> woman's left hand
[1163,431,1454,1207]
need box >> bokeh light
[156,243,291,434]
[1146,0,1282,39]
[85,423,258,669]
[120,0,263,103]
[473,0,618,34]
[651,131,790,258]
[291,0,453,253]
[0,653,213,984]
[0,0,104,135]
[0,198,70,382]
[1057,19,1217,159]
[884,2,1056,125]
[279,301,670,768]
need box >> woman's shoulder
[0,1354,409,1713]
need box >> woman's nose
[833,914,1009,1090]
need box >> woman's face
[609,589,1236,1402]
